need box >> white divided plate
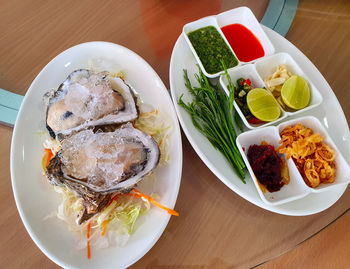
[170,26,350,216]
[11,42,182,268]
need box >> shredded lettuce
[52,186,151,248]
[43,107,170,251]
[134,108,172,164]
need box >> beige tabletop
[0,0,349,268]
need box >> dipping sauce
[188,26,238,74]
[247,143,289,192]
[221,24,264,62]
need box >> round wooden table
[0,0,349,268]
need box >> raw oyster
[46,69,138,137]
[46,123,160,223]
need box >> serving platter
[11,42,182,268]
[170,26,350,216]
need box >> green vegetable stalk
[178,65,246,182]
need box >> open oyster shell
[46,69,138,138]
[46,123,160,224]
[47,123,160,193]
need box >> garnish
[178,65,246,181]
[132,189,179,216]
[101,220,108,236]
[240,78,251,86]
[87,222,91,259]
[277,124,336,188]
[41,148,55,171]
[234,77,254,121]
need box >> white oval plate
[170,26,350,216]
[11,42,182,268]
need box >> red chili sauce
[247,144,284,192]
[221,24,264,62]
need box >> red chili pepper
[248,117,264,124]
[240,79,251,86]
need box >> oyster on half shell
[46,123,160,223]
[46,69,138,137]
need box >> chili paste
[247,143,285,192]
[188,26,238,74]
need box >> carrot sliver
[158,138,163,147]
[41,153,48,171]
[139,109,158,117]
[87,222,91,238]
[106,194,119,207]
[124,193,141,198]
[132,189,179,216]
[87,222,91,259]
[101,220,107,236]
[44,148,55,168]
[87,241,91,259]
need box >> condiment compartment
[183,16,240,78]
[219,52,324,130]
[236,126,310,205]
[236,116,350,206]
[278,116,350,193]
[183,6,275,78]
[216,6,275,63]
[219,64,287,129]
[255,52,323,116]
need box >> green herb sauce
[188,26,238,74]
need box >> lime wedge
[281,75,310,110]
[247,88,281,122]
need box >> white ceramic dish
[220,52,323,130]
[11,42,182,269]
[183,7,275,78]
[183,16,240,78]
[216,6,275,62]
[170,26,350,216]
[219,64,287,129]
[236,116,350,206]
[255,52,323,116]
[278,116,350,192]
[236,126,309,206]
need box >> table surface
[1,0,349,268]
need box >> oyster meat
[46,69,138,137]
[46,123,160,223]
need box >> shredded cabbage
[43,132,61,154]
[43,107,170,250]
[52,186,151,249]
[134,107,172,164]
[88,59,125,79]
